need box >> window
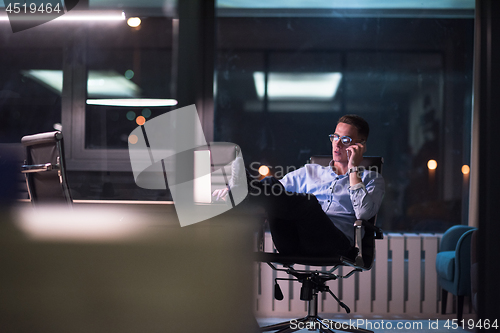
[0,40,63,143]
[84,22,175,150]
[0,0,475,218]
[215,3,474,233]
[0,0,178,201]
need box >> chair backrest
[310,155,383,268]
[21,131,72,205]
[205,142,240,191]
[309,155,383,175]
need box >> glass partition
[215,3,474,233]
[0,0,178,201]
[85,20,175,150]
[0,35,63,143]
[0,0,475,218]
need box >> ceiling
[217,0,474,10]
[0,0,475,18]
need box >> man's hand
[212,187,229,201]
[346,142,366,168]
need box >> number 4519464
[444,319,498,330]
[6,3,62,14]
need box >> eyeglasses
[329,134,361,146]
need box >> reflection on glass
[0,50,62,143]
[85,17,175,150]
[24,69,141,97]
[215,11,473,233]
[253,72,342,101]
[87,99,177,107]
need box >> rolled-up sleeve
[349,172,385,220]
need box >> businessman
[214,114,384,258]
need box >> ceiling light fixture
[253,72,342,100]
[0,10,125,21]
[23,69,141,97]
[23,70,177,107]
[87,99,178,107]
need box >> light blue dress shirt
[279,162,385,245]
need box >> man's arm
[346,141,366,187]
[349,172,385,221]
[279,164,316,193]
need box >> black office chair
[256,156,384,333]
[21,131,72,205]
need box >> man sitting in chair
[214,114,384,258]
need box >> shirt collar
[328,160,348,178]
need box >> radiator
[255,233,443,316]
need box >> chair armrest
[353,219,383,267]
[439,225,475,252]
[354,220,364,266]
[454,229,476,295]
[362,220,384,239]
[21,162,60,173]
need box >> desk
[0,203,260,333]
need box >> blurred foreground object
[0,204,258,333]
[0,143,21,205]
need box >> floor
[257,313,475,332]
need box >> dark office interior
[0,0,499,331]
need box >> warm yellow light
[127,17,141,28]
[427,159,437,170]
[259,165,270,176]
[128,134,138,144]
[462,165,470,175]
[136,116,146,126]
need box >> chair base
[441,289,465,321]
[258,266,373,333]
[259,315,374,333]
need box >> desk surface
[0,204,260,333]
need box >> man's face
[331,122,362,164]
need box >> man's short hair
[338,114,370,141]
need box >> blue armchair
[436,225,476,321]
